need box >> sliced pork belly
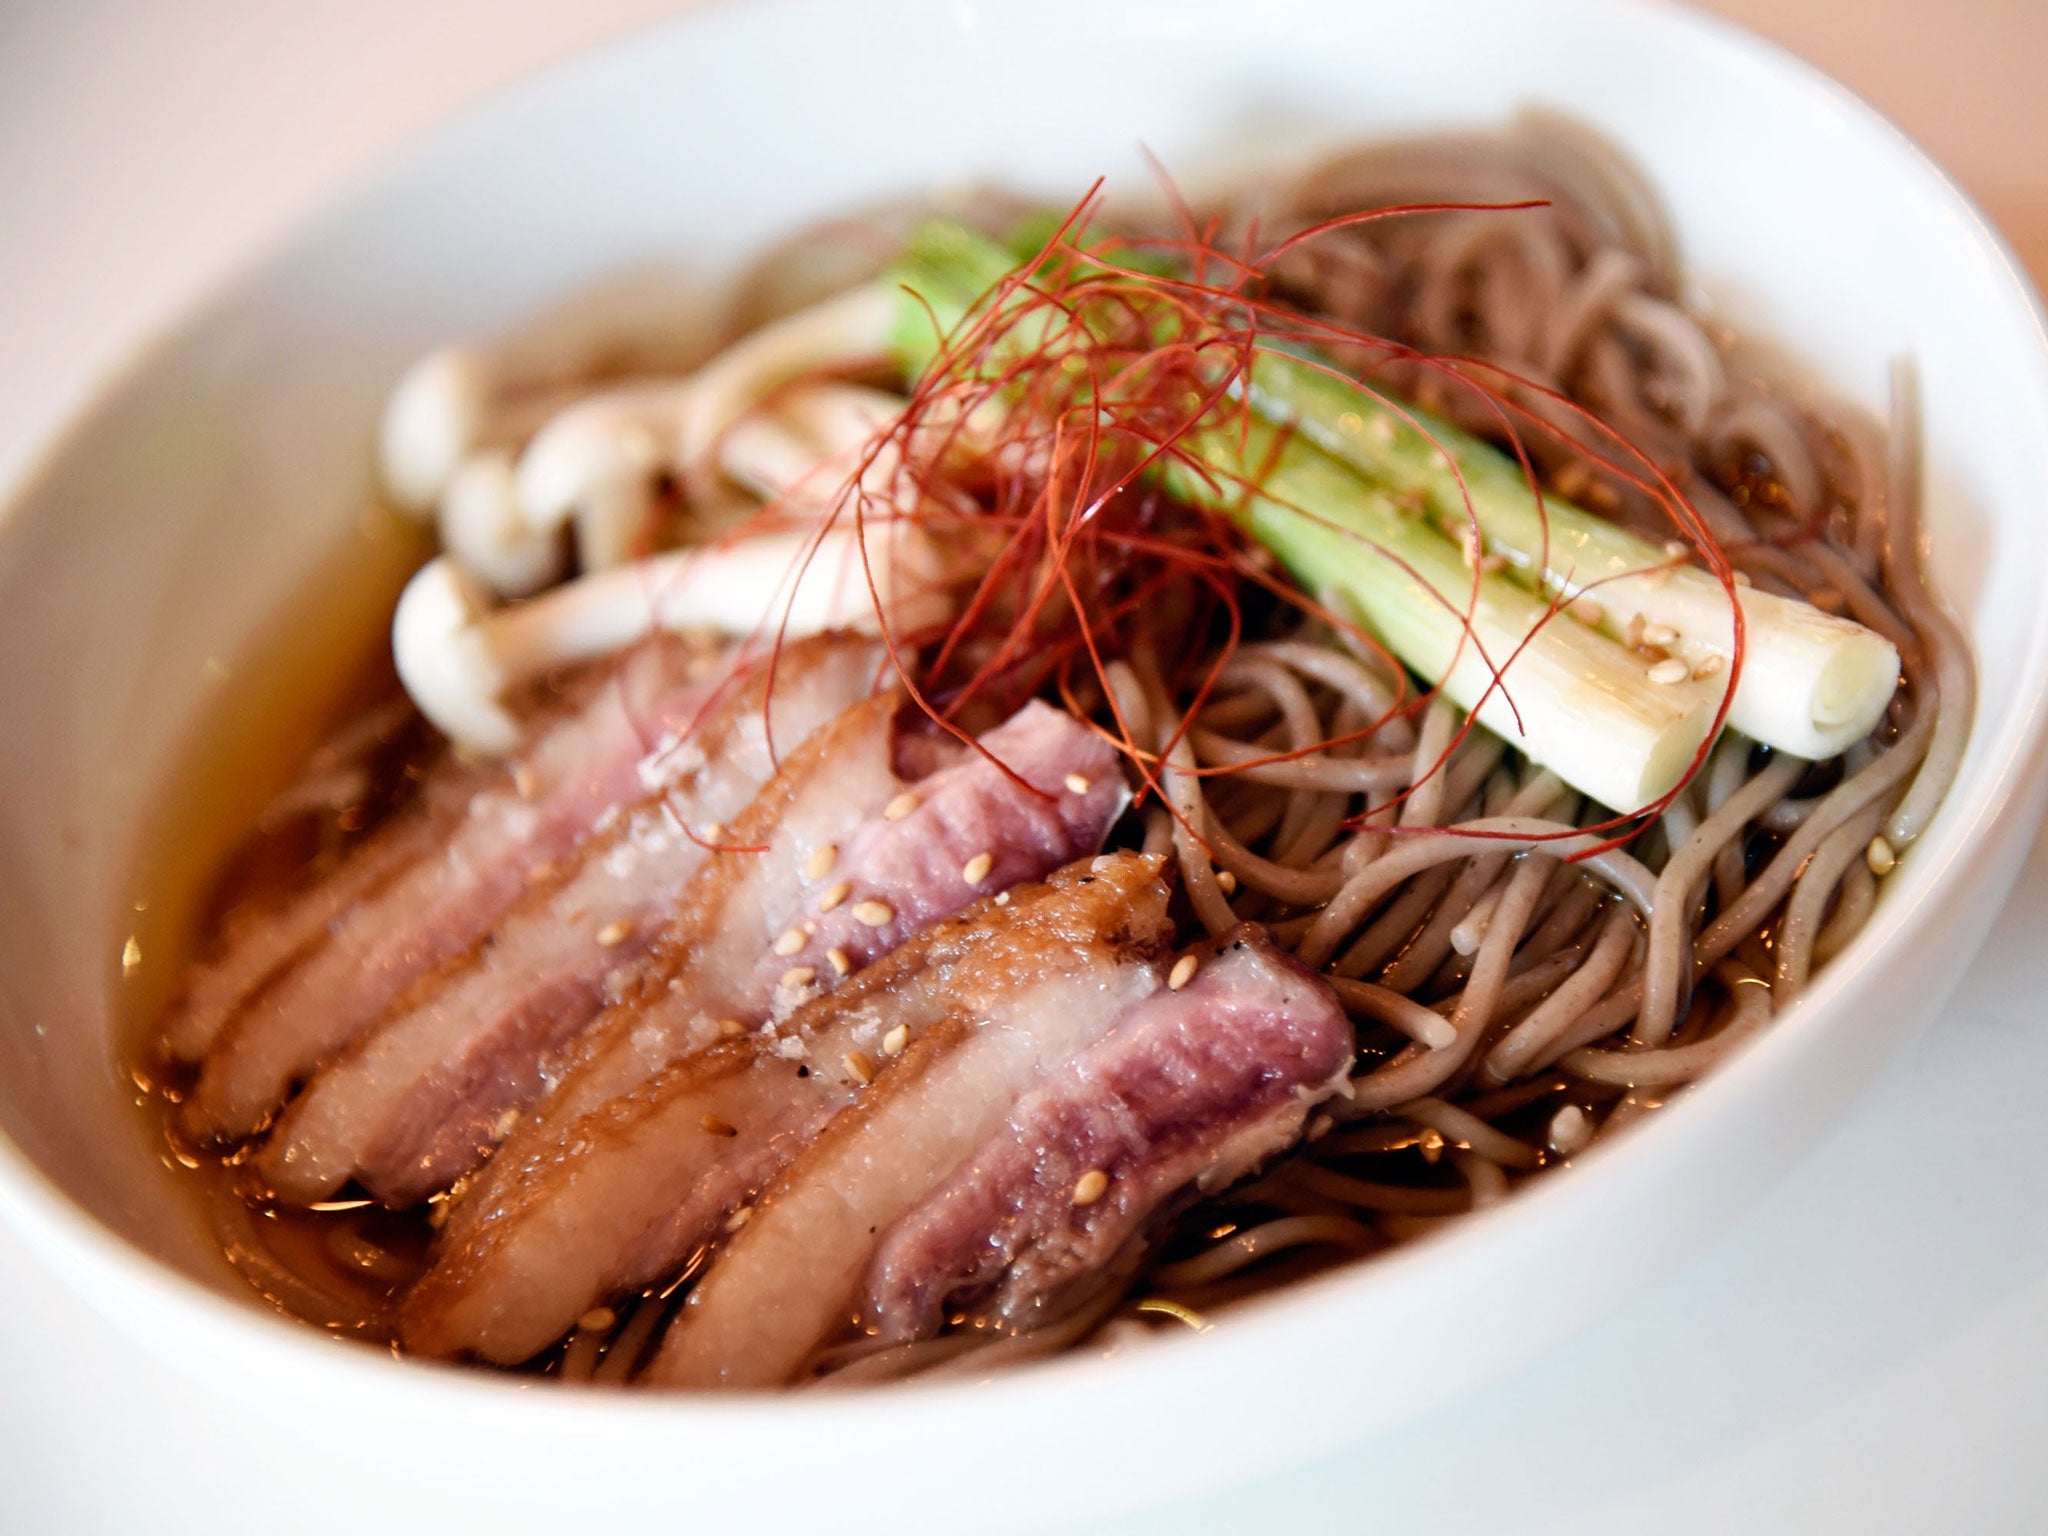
[254,634,885,1207]
[442,698,1128,1255]
[643,866,1177,1392]
[858,927,1355,1347]
[400,854,1170,1365]
[161,705,532,1064]
[181,639,750,1142]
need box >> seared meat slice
[642,860,1176,1391]
[182,638,742,1141]
[857,927,1354,1347]
[161,706,535,1064]
[439,699,1127,1257]
[399,855,1169,1365]
[254,635,885,1207]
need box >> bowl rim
[2,0,2046,1439]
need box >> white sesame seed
[1168,954,1200,991]
[881,1024,910,1057]
[1215,869,1238,896]
[803,844,838,881]
[780,965,817,991]
[1692,654,1726,680]
[1648,657,1691,685]
[1072,1169,1110,1206]
[1733,570,1753,588]
[701,1113,737,1137]
[1548,1104,1591,1156]
[701,822,725,843]
[1866,835,1898,876]
[1623,613,1646,649]
[884,791,921,822]
[577,1307,616,1333]
[1663,539,1689,559]
[962,851,995,885]
[772,926,806,958]
[1569,596,1605,626]
[1064,773,1092,795]
[819,880,852,912]
[716,1018,747,1039]
[852,900,895,927]
[492,1107,521,1140]
[596,921,632,948]
[1640,621,1679,648]
[844,1050,875,1085]
[723,1207,751,1234]
[826,946,852,976]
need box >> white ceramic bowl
[3,1,2045,1530]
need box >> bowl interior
[2,0,2045,1529]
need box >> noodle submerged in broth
[142,114,1971,1387]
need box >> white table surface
[4,4,2046,1532]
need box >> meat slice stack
[644,922,1354,1390]
[254,633,888,1205]
[401,853,1171,1364]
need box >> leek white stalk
[1245,355,1901,758]
[1168,419,1715,813]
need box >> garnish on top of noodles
[385,183,1899,834]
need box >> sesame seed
[1064,773,1092,795]
[1306,1114,1334,1142]
[577,1307,616,1333]
[1733,570,1753,588]
[701,822,725,843]
[826,946,852,976]
[1215,869,1238,896]
[701,1112,737,1137]
[772,926,806,957]
[819,880,852,912]
[723,1207,752,1234]
[1548,1104,1591,1156]
[1168,954,1200,991]
[1692,654,1726,680]
[1072,1169,1109,1206]
[881,1024,910,1057]
[884,791,920,821]
[1640,621,1679,648]
[1623,613,1645,649]
[717,1018,747,1038]
[1569,596,1604,626]
[844,1050,876,1085]
[852,900,895,927]
[803,844,838,881]
[1866,835,1898,876]
[1663,539,1689,559]
[994,890,1012,907]
[492,1107,521,1140]
[780,965,817,991]
[1648,657,1691,685]
[961,851,995,885]
[596,920,632,948]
